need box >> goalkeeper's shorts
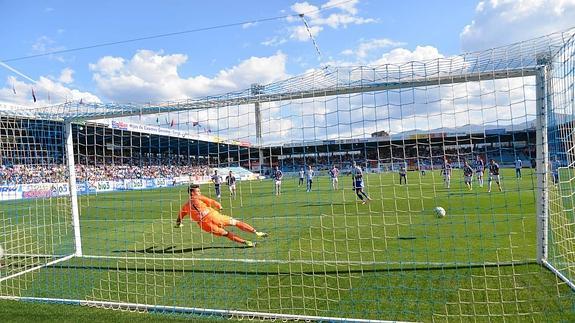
[199,213,233,236]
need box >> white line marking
[0,254,75,283]
[0,296,406,323]
[78,254,535,266]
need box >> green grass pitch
[1,168,573,322]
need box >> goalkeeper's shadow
[113,245,250,254]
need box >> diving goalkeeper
[175,184,268,247]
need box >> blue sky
[1,0,575,106]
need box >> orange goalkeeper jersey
[179,195,222,222]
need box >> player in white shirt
[211,170,223,199]
[329,165,340,190]
[306,165,314,192]
[474,156,485,188]
[399,165,407,185]
[273,166,283,196]
[515,158,522,179]
[298,168,305,187]
[442,158,452,189]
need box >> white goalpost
[1,28,574,321]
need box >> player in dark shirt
[211,170,223,199]
[225,170,237,199]
[463,160,474,191]
[273,166,283,196]
[488,159,503,192]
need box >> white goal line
[0,296,408,323]
[78,254,535,267]
[0,253,537,268]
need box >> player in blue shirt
[418,160,426,176]
[488,159,503,192]
[351,161,372,204]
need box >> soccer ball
[434,206,446,218]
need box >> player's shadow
[113,245,249,254]
[303,202,347,207]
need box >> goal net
[0,28,574,322]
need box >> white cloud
[315,13,375,29]
[261,36,288,47]
[289,2,321,21]
[461,0,575,51]
[342,38,406,59]
[242,22,258,29]
[475,1,485,12]
[0,75,100,107]
[58,68,74,84]
[322,0,358,14]
[31,35,67,62]
[31,36,58,53]
[89,49,289,102]
[287,0,374,41]
[290,25,323,41]
[371,46,445,65]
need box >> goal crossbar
[0,67,539,122]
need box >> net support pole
[64,121,83,257]
[535,64,549,264]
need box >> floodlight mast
[252,83,265,174]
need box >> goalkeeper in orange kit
[175,184,268,247]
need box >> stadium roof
[0,27,573,122]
